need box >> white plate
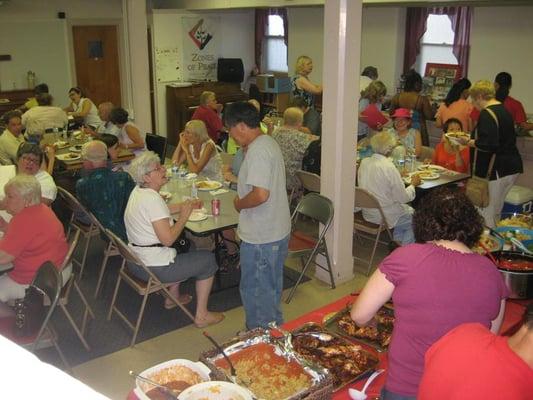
[54,141,70,149]
[57,153,81,161]
[178,381,253,400]
[196,181,222,191]
[134,359,211,400]
[188,211,207,222]
[417,164,446,172]
[445,132,469,146]
[68,145,83,153]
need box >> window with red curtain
[255,8,288,73]
[403,7,472,76]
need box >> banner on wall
[181,17,220,81]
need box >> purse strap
[472,107,498,179]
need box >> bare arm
[122,125,145,150]
[63,104,74,113]
[296,76,322,95]
[152,201,197,246]
[491,299,506,334]
[0,249,15,265]
[234,186,269,212]
[171,136,187,165]
[70,99,93,118]
[350,268,394,326]
[184,141,215,174]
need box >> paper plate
[412,171,440,180]
[196,181,222,191]
[54,141,70,149]
[57,153,81,161]
[69,145,83,153]
[417,164,446,172]
[188,212,208,222]
[178,381,253,400]
[445,132,469,146]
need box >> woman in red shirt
[432,118,470,173]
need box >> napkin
[210,188,229,196]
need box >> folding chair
[353,187,394,275]
[419,145,435,161]
[105,229,195,347]
[285,193,335,304]
[295,170,321,193]
[146,133,168,164]
[56,187,100,279]
[0,262,70,370]
[57,229,95,351]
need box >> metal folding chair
[290,170,321,204]
[105,229,195,347]
[57,229,95,351]
[285,193,335,304]
[353,187,394,275]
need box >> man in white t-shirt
[21,93,68,136]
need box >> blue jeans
[393,213,415,245]
[239,235,289,330]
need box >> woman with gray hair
[0,175,68,309]
[124,151,224,328]
[171,119,223,181]
[357,131,421,245]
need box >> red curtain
[403,7,472,76]
[254,8,288,72]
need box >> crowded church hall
[0,0,532,399]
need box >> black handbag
[172,232,191,254]
[12,285,45,337]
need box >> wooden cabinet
[166,82,247,146]
[0,89,33,115]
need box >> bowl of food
[494,227,533,248]
[178,381,253,400]
[134,359,211,400]
[445,131,470,146]
[491,251,533,299]
[472,234,503,255]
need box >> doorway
[72,25,121,107]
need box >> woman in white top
[124,151,224,328]
[64,87,102,128]
[109,107,146,155]
[172,119,223,181]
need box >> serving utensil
[510,237,533,255]
[202,331,236,377]
[129,370,179,400]
[348,369,385,400]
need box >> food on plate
[472,235,500,254]
[196,181,221,190]
[55,140,69,148]
[417,164,445,172]
[497,214,532,229]
[291,323,377,388]
[144,365,204,399]
[410,170,439,180]
[64,152,79,159]
[214,342,311,400]
[498,257,533,272]
[501,230,532,242]
[337,307,394,349]
[445,131,470,145]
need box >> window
[263,15,287,73]
[416,14,457,75]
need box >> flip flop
[164,294,193,309]
[195,312,225,328]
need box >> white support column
[123,0,152,133]
[318,0,362,284]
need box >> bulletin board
[155,47,181,83]
[424,63,462,102]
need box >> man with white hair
[358,131,421,245]
[272,107,318,191]
[191,91,224,142]
[76,140,135,240]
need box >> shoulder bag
[465,108,498,208]
[12,285,45,337]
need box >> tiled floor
[71,237,389,399]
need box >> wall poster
[181,17,220,81]
[424,63,462,102]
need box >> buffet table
[127,294,526,399]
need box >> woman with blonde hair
[461,79,522,227]
[291,55,322,109]
[358,80,389,138]
[172,119,223,181]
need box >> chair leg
[130,282,151,347]
[366,230,382,276]
[59,303,91,351]
[73,280,95,333]
[285,248,319,304]
[77,231,94,280]
[322,244,336,289]
[48,326,72,373]
[107,268,123,321]
[94,241,113,297]
[160,285,196,323]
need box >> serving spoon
[129,370,179,400]
[348,369,385,400]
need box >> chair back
[105,229,145,267]
[293,193,334,227]
[354,187,382,209]
[295,170,320,193]
[56,186,90,217]
[60,229,81,272]
[146,133,167,164]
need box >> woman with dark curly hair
[351,188,508,400]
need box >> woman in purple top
[351,188,508,400]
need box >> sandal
[164,294,193,309]
[195,312,225,328]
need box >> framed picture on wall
[424,63,462,102]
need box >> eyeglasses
[147,164,165,175]
[20,155,40,164]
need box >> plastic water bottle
[191,180,198,199]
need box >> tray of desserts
[290,322,379,390]
[323,303,395,352]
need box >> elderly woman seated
[0,175,68,313]
[124,151,224,328]
[358,131,421,245]
[16,143,57,205]
[171,119,223,182]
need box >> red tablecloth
[127,295,526,400]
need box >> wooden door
[72,25,121,107]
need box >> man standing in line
[224,102,291,329]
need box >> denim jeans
[393,213,415,245]
[239,235,289,330]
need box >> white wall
[288,6,405,98]
[469,6,533,113]
[151,9,255,137]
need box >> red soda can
[211,198,220,216]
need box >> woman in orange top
[432,118,470,173]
